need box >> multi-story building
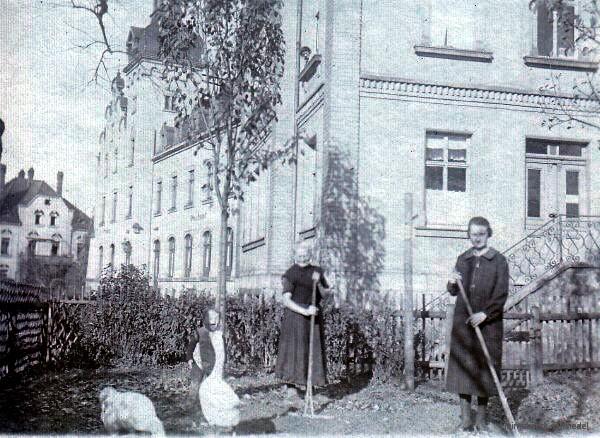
[87,1,600,300]
[0,165,92,286]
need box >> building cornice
[360,74,600,113]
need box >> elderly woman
[446,216,509,432]
[276,240,331,394]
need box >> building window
[184,234,193,278]
[203,163,213,202]
[98,246,104,277]
[0,230,11,256]
[226,227,234,277]
[202,231,212,277]
[0,264,8,279]
[104,153,109,178]
[127,185,133,219]
[168,237,175,278]
[170,175,177,211]
[35,210,44,225]
[123,241,132,265]
[77,240,85,260]
[129,131,135,166]
[28,232,38,256]
[50,211,58,226]
[430,1,477,49]
[155,181,162,215]
[51,234,62,256]
[424,132,470,226]
[113,149,118,173]
[536,1,576,58]
[101,196,106,225]
[164,94,176,112]
[109,243,115,272]
[187,170,195,206]
[153,240,160,282]
[112,191,118,223]
[526,138,586,221]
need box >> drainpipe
[291,0,303,251]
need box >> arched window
[153,240,160,283]
[184,234,193,278]
[98,246,104,277]
[129,129,135,166]
[168,237,175,278]
[226,227,234,277]
[109,243,115,272]
[51,233,62,256]
[202,231,212,277]
[50,211,59,226]
[1,230,11,256]
[34,210,44,225]
[0,264,9,279]
[123,240,132,265]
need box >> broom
[456,278,519,435]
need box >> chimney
[27,167,34,185]
[18,169,25,179]
[0,164,5,193]
[56,171,64,197]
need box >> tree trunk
[217,204,229,328]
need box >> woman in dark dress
[276,241,330,390]
[446,217,509,432]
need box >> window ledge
[414,45,494,62]
[415,225,469,239]
[154,212,162,217]
[168,207,177,213]
[298,227,316,240]
[242,237,266,253]
[184,202,194,210]
[202,198,213,206]
[523,55,598,72]
[299,54,322,83]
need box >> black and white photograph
[1,0,600,435]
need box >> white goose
[194,329,240,428]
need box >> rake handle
[304,277,318,416]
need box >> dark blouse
[282,264,329,306]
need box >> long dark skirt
[446,306,503,397]
[275,308,327,387]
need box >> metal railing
[504,215,600,296]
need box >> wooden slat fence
[416,292,600,388]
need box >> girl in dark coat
[276,241,330,393]
[446,217,509,432]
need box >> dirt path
[0,365,597,435]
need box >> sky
[0,0,153,216]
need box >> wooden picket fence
[416,293,600,387]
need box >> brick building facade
[87,1,600,301]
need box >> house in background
[0,164,92,291]
[87,0,600,302]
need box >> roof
[0,176,92,231]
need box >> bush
[57,265,405,381]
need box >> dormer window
[35,210,44,225]
[50,211,59,226]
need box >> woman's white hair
[295,239,314,254]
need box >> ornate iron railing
[504,215,600,295]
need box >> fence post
[403,193,415,390]
[529,305,543,386]
[443,302,455,385]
